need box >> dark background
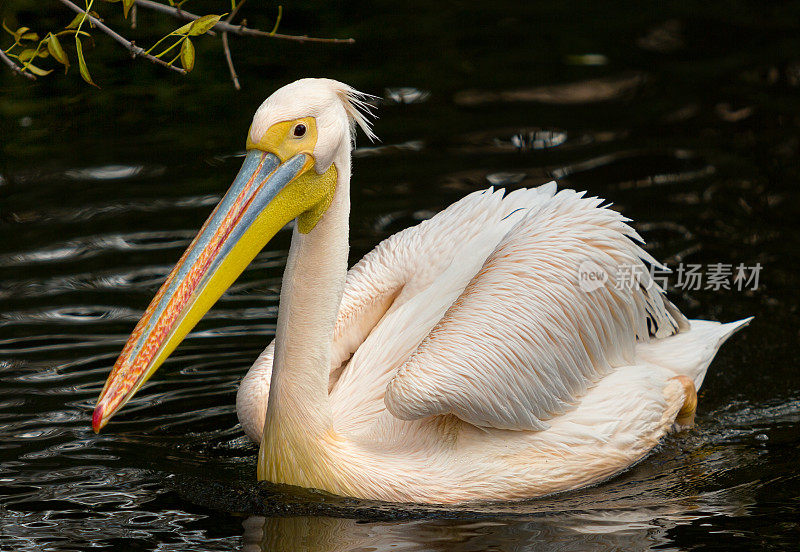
[1,1,798,550]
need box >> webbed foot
[672,375,697,429]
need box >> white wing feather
[329,185,560,428]
[384,188,688,431]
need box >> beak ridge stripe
[128,151,275,362]
[97,151,280,410]
[95,151,309,427]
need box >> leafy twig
[221,0,246,90]
[56,0,186,74]
[2,1,353,85]
[0,47,37,80]
[134,0,355,44]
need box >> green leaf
[5,25,39,42]
[187,14,222,35]
[75,37,98,87]
[123,0,135,18]
[46,33,69,69]
[66,13,84,30]
[18,48,37,62]
[180,37,195,71]
[173,21,194,35]
[25,63,53,76]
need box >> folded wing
[384,189,689,431]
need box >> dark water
[1,1,799,550]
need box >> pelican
[93,78,750,504]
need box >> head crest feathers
[330,82,379,144]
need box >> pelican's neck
[263,155,351,439]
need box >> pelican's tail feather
[635,317,753,389]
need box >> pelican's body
[94,79,750,504]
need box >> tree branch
[221,0,246,90]
[0,48,37,80]
[56,0,186,74]
[221,32,239,89]
[134,0,355,44]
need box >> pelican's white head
[92,79,375,432]
[249,78,376,174]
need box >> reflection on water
[454,73,646,106]
[1,1,799,551]
[383,87,431,105]
[353,140,425,158]
[637,19,685,53]
[246,500,739,552]
[63,164,161,182]
[240,458,764,552]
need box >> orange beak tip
[92,406,107,433]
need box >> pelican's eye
[292,123,307,138]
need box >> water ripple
[0,231,196,267]
[4,192,219,226]
[384,87,431,104]
[454,73,646,106]
[354,140,425,157]
[63,164,163,181]
[453,127,623,155]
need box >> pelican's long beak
[93,146,335,432]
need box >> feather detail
[384,187,689,431]
[330,82,379,144]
